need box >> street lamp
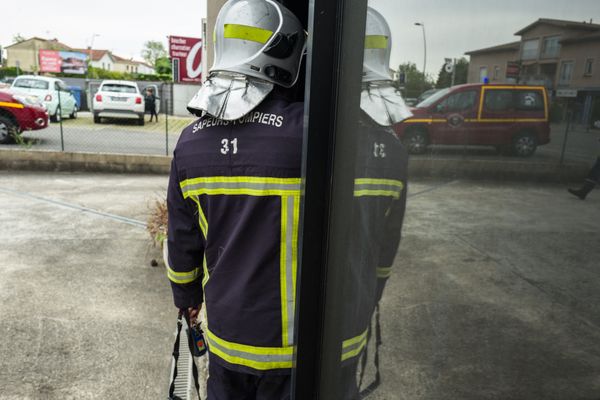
[414,22,427,80]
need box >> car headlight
[13,94,45,108]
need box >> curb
[0,148,590,182]
[0,148,171,174]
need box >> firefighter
[166,1,306,399]
[339,8,412,399]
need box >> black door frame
[293,0,369,398]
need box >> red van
[394,84,550,157]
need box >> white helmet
[360,7,412,126]
[188,0,306,120]
[363,7,393,83]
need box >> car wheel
[512,132,537,157]
[138,116,145,126]
[403,128,429,154]
[93,113,101,124]
[0,115,18,144]
[70,108,78,119]
[51,108,62,123]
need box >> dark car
[394,83,550,157]
[0,90,49,144]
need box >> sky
[1,0,598,77]
[0,0,207,61]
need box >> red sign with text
[39,50,62,73]
[169,36,202,83]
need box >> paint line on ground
[0,187,147,229]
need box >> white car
[93,80,145,125]
[11,75,78,122]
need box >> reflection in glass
[337,6,412,399]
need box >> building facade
[466,19,600,124]
[5,38,71,73]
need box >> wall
[172,83,202,116]
[558,40,600,89]
[467,50,519,83]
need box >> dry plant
[147,198,168,248]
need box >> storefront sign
[169,36,203,83]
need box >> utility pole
[414,22,427,80]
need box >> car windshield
[13,79,49,90]
[415,87,451,108]
[102,84,137,94]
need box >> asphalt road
[0,173,599,399]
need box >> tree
[396,62,434,99]
[155,57,172,75]
[141,40,167,67]
[435,57,469,89]
[12,33,26,44]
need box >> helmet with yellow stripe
[363,7,393,83]
[360,8,413,126]
[187,0,306,120]
[212,0,306,88]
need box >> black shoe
[568,181,594,200]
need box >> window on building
[559,61,574,84]
[126,65,129,71]
[102,63,105,70]
[541,36,561,58]
[521,39,539,60]
[493,65,500,80]
[584,59,594,76]
[479,66,488,82]
[483,89,514,112]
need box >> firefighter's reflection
[339,7,412,399]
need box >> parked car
[0,89,49,144]
[10,75,78,122]
[394,83,550,157]
[416,88,441,104]
[92,80,145,125]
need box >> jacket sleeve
[166,157,204,309]
[376,148,408,302]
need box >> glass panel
[297,0,600,398]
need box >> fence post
[165,84,169,156]
[559,106,572,165]
[58,87,65,152]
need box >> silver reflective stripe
[354,183,402,194]
[183,181,301,193]
[285,195,295,346]
[208,337,293,364]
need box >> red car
[0,90,49,144]
[394,84,551,157]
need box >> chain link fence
[1,81,197,156]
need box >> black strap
[183,311,202,400]
[168,313,184,400]
[359,305,382,399]
[168,311,203,400]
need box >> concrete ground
[1,172,599,399]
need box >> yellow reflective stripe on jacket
[0,101,25,109]
[377,266,393,279]
[280,194,300,346]
[166,264,202,284]
[341,328,369,361]
[190,195,208,239]
[224,24,274,44]
[354,178,404,199]
[180,176,301,197]
[206,328,294,370]
[365,35,388,49]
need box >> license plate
[111,97,127,102]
